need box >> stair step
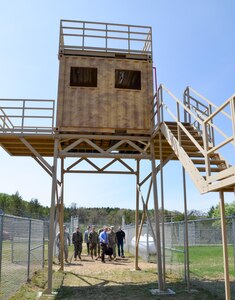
[165,121,190,126]
[187,152,218,158]
[181,140,204,146]
[192,159,226,165]
[171,131,201,138]
[181,145,201,151]
[197,167,226,172]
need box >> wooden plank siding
[56,55,153,134]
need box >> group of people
[56,224,126,264]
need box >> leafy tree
[207,205,215,218]
[11,191,26,216]
[0,193,11,212]
[210,201,235,222]
[28,198,41,218]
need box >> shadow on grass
[192,279,235,300]
[54,273,227,300]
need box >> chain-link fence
[0,213,48,300]
[124,217,235,297]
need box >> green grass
[173,245,235,279]
[7,245,235,299]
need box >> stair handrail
[184,87,234,148]
[155,85,235,179]
[184,87,235,176]
[186,86,232,120]
[203,94,235,155]
[156,84,206,156]
[184,87,214,146]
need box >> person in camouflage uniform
[108,226,117,260]
[72,226,83,260]
[56,225,71,264]
[88,225,99,259]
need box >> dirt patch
[48,254,225,300]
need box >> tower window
[70,67,97,87]
[115,70,141,90]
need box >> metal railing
[184,87,214,145]
[59,20,152,57]
[0,98,55,134]
[152,85,235,181]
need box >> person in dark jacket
[116,226,125,258]
[72,226,83,260]
[89,225,99,259]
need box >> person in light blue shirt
[99,226,108,263]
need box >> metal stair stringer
[159,122,208,193]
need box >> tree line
[0,192,234,225]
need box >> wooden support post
[58,158,65,271]
[159,132,166,286]
[150,141,164,291]
[219,191,231,300]
[232,215,235,274]
[135,160,141,270]
[58,203,64,270]
[182,167,190,291]
[45,139,59,294]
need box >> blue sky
[0,0,234,212]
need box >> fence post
[42,221,45,269]
[232,214,235,273]
[0,213,4,285]
[27,220,32,282]
[11,219,14,263]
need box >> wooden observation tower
[0,20,234,299]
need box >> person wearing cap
[116,226,125,258]
[72,226,83,260]
[88,225,99,259]
[55,225,71,264]
[99,226,108,263]
[108,226,117,260]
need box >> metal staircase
[153,85,235,194]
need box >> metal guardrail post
[27,220,32,282]
[0,213,4,285]
[21,100,26,133]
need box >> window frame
[70,67,98,87]
[115,69,141,90]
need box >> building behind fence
[0,213,48,300]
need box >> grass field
[7,244,235,299]
[171,245,235,279]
